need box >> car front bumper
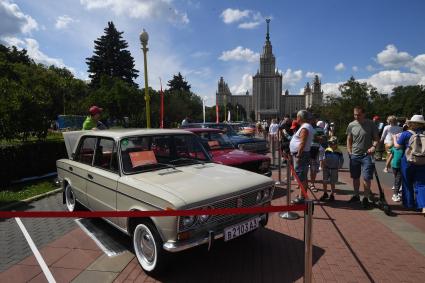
[163,213,267,253]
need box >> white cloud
[366,70,422,93]
[220,8,249,24]
[0,0,38,37]
[55,15,76,29]
[322,82,342,97]
[80,0,189,24]
[366,65,375,72]
[411,54,425,74]
[334,62,345,71]
[219,46,259,62]
[3,37,75,72]
[376,44,412,68]
[305,71,322,79]
[221,8,265,29]
[238,21,261,29]
[230,73,252,95]
[283,69,303,86]
[352,66,358,72]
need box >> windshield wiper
[156,162,178,170]
[169,158,206,165]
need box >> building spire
[266,18,270,41]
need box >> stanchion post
[279,155,299,220]
[271,134,276,166]
[304,200,314,283]
[276,130,282,185]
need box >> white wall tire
[64,184,77,212]
[133,222,166,274]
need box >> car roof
[80,128,193,139]
[184,128,223,133]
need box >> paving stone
[72,270,118,283]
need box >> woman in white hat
[394,114,425,214]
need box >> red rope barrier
[0,204,307,218]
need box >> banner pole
[276,129,282,185]
[304,200,314,283]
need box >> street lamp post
[140,29,150,128]
[202,96,208,123]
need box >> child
[320,136,344,202]
[390,134,403,202]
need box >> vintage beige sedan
[57,129,274,273]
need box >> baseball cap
[89,106,103,115]
[373,115,380,121]
[316,120,325,129]
[290,120,299,130]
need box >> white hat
[407,114,425,124]
[316,120,325,128]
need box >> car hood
[229,135,265,144]
[121,163,273,209]
[211,149,269,165]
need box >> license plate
[224,217,260,242]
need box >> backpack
[405,130,425,165]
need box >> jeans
[392,167,401,194]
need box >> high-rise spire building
[215,19,323,121]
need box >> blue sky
[1,0,425,106]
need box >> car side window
[76,137,97,165]
[94,138,117,172]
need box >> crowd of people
[257,107,425,216]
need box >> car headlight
[181,216,196,228]
[198,206,212,223]
[256,191,262,202]
[262,188,271,201]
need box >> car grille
[178,188,271,232]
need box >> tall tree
[167,72,191,92]
[86,21,138,88]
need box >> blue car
[181,123,269,154]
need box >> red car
[185,128,272,176]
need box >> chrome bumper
[163,214,267,253]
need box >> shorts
[349,154,374,181]
[292,151,310,182]
[309,157,320,174]
[323,168,338,184]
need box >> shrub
[0,140,67,188]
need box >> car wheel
[133,222,167,274]
[260,213,269,227]
[64,184,78,212]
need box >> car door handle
[87,174,93,180]
[68,166,73,171]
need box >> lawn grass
[0,178,58,205]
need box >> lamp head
[139,29,149,46]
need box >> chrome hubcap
[65,186,75,211]
[135,226,156,266]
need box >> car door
[86,137,119,225]
[68,136,98,207]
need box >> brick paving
[1,152,425,282]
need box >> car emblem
[237,197,243,208]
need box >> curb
[0,187,62,211]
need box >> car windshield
[197,132,235,150]
[120,134,210,174]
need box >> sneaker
[392,194,401,202]
[362,197,371,208]
[310,185,319,192]
[291,196,305,204]
[383,168,388,173]
[328,194,335,202]
[319,192,329,201]
[348,195,360,203]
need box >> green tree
[167,72,191,92]
[86,21,138,88]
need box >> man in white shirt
[289,110,315,203]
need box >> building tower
[252,19,282,121]
[312,75,323,106]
